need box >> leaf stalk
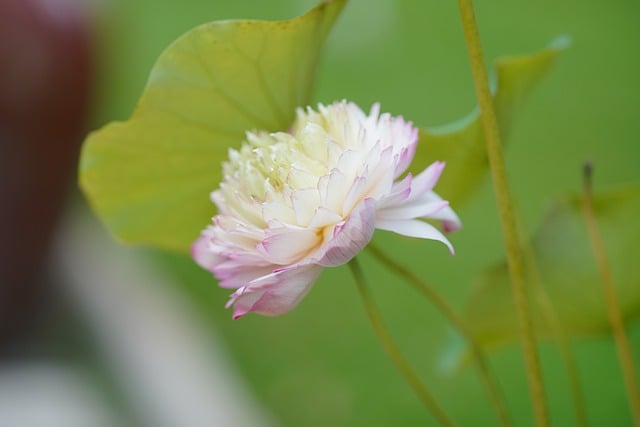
[455,0,549,425]
[582,163,640,425]
[366,243,512,427]
[348,257,454,427]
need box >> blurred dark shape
[0,0,94,356]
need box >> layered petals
[312,198,377,267]
[193,101,461,318]
[228,265,322,319]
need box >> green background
[89,0,640,425]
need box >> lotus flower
[192,101,461,318]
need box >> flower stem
[367,243,511,427]
[581,163,640,424]
[348,257,454,427]
[455,1,548,425]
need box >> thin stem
[456,1,549,425]
[367,243,511,427]
[347,257,455,427]
[582,163,640,425]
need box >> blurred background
[1,0,638,425]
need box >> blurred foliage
[87,0,640,426]
[81,0,345,251]
[447,184,640,367]
[413,36,569,206]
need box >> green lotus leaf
[413,36,570,206]
[79,0,346,252]
[446,184,640,369]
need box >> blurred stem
[582,163,640,424]
[522,245,587,427]
[348,257,454,427]
[367,243,511,427]
[456,1,549,426]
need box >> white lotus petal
[376,218,454,254]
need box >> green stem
[367,243,511,427]
[348,257,454,427]
[456,1,549,425]
[582,163,640,425]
